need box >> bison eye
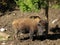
[39,20,48,26]
[37,23,41,26]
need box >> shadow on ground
[19,34,60,41]
[50,25,60,34]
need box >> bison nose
[37,23,41,26]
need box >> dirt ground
[0,8,60,45]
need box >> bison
[12,16,46,41]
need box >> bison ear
[29,16,40,19]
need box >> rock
[0,32,10,41]
[52,19,59,24]
[1,42,6,45]
[0,28,7,32]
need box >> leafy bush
[15,0,40,12]
[51,4,59,9]
[49,0,60,9]
[51,3,60,9]
[15,0,47,12]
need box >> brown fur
[12,18,41,31]
[12,17,41,40]
[12,17,47,38]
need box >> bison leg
[14,30,19,40]
[29,28,34,41]
[29,31,33,41]
[14,29,21,41]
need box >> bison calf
[12,17,46,40]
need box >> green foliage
[49,0,60,9]
[39,0,47,8]
[51,4,60,9]
[15,0,47,12]
[15,0,40,12]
